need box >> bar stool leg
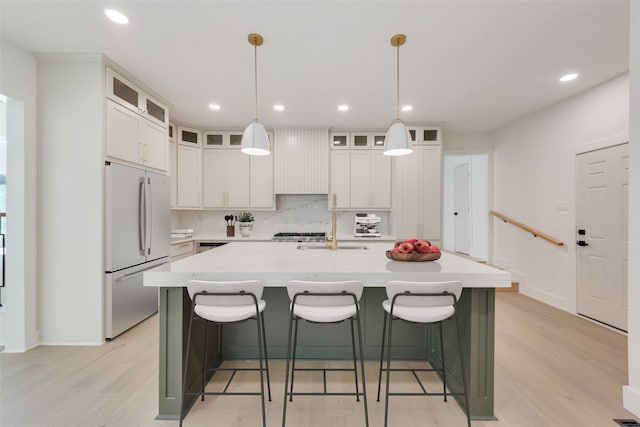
[454,315,472,427]
[282,309,295,427]
[202,320,208,401]
[354,309,370,427]
[289,318,300,402]
[260,311,272,401]
[377,311,388,401]
[439,321,447,402]
[256,309,267,427]
[383,315,394,427]
[179,305,196,427]
[350,318,360,402]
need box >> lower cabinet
[393,145,442,241]
[170,241,194,261]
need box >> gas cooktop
[272,232,326,242]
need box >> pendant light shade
[241,120,270,156]
[241,33,271,156]
[384,34,412,157]
[384,120,412,156]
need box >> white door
[453,163,471,255]
[576,143,628,331]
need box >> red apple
[414,240,432,253]
[394,241,403,248]
[398,242,415,253]
[406,237,418,244]
[429,245,441,253]
[390,247,401,253]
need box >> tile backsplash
[171,195,391,236]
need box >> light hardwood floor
[0,293,636,427]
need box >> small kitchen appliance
[354,213,381,237]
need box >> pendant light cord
[396,43,400,121]
[254,42,258,121]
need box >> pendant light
[241,33,270,156]
[384,34,412,156]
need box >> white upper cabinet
[393,144,442,241]
[350,150,391,209]
[328,130,391,210]
[250,154,275,209]
[106,67,168,128]
[202,149,250,208]
[406,126,441,145]
[168,122,177,143]
[329,150,351,209]
[106,100,167,171]
[169,141,177,208]
[176,144,202,208]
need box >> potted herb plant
[238,211,254,237]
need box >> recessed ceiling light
[105,9,128,24]
[208,104,221,110]
[273,105,285,111]
[401,105,413,112]
[560,73,578,82]
[338,105,349,111]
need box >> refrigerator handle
[146,177,152,255]
[139,178,146,256]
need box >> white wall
[623,2,640,418]
[493,74,629,313]
[37,56,104,345]
[0,37,39,351]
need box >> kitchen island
[145,241,511,420]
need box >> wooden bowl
[385,250,441,262]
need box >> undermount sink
[297,243,369,250]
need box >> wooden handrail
[490,211,564,246]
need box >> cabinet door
[107,68,142,112]
[202,150,227,208]
[178,126,202,147]
[106,101,141,164]
[177,145,202,208]
[393,151,422,238]
[225,151,250,207]
[143,94,168,128]
[419,146,442,239]
[169,142,177,208]
[142,119,168,171]
[370,151,391,208]
[350,151,371,208]
[329,151,351,209]
[250,154,274,208]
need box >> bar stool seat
[381,300,454,323]
[292,303,357,322]
[195,300,267,322]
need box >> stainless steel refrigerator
[105,162,170,339]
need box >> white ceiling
[0,0,629,133]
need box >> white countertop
[171,234,397,245]
[147,242,510,288]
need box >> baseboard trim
[624,385,640,418]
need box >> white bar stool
[376,280,471,427]
[282,280,369,427]
[180,280,271,427]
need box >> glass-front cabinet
[106,67,168,128]
[407,126,441,145]
[203,131,244,148]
